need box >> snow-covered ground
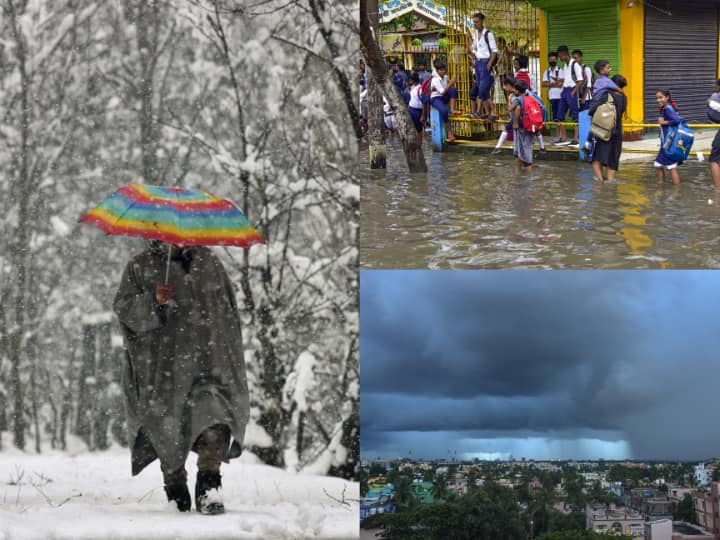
[0,437,359,540]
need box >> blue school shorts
[549,98,560,122]
[430,87,458,123]
[557,87,579,121]
[408,106,423,132]
[474,60,493,101]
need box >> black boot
[164,484,191,512]
[195,471,225,515]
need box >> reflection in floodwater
[616,181,653,258]
[361,141,720,269]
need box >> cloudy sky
[361,271,720,461]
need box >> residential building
[586,503,645,538]
[668,485,695,504]
[640,497,673,521]
[644,519,672,540]
[360,484,396,521]
[694,482,720,535]
[697,464,714,488]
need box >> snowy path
[0,446,359,540]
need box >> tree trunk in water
[363,0,386,169]
[360,0,427,173]
[366,70,387,169]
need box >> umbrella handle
[165,243,172,284]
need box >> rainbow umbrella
[80,183,264,282]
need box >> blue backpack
[660,118,695,163]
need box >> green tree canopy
[674,493,696,523]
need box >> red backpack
[420,77,433,105]
[522,93,544,133]
[516,70,532,92]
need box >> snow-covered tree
[0,0,358,479]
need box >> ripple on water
[360,140,720,269]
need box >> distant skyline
[361,271,720,461]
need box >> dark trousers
[161,424,230,486]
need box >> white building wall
[644,519,672,540]
[696,464,712,487]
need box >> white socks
[496,131,508,148]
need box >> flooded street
[361,139,720,269]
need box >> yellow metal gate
[444,1,539,138]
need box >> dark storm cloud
[360,271,720,460]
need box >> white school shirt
[471,28,498,61]
[543,67,563,100]
[563,60,584,89]
[430,74,448,99]
[583,65,593,99]
[408,86,424,109]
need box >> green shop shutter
[644,0,718,123]
[546,1,620,75]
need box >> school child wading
[511,80,535,172]
[430,60,460,142]
[492,76,518,154]
[655,89,683,185]
[588,70,627,182]
[708,79,720,188]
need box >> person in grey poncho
[114,240,250,514]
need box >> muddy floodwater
[361,140,720,269]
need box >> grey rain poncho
[114,245,250,475]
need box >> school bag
[526,90,546,116]
[708,94,720,123]
[570,60,591,99]
[516,70,532,92]
[708,105,720,124]
[522,92,544,133]
[660,114,695,163]
[590,92,617,141]
[419,77,433,105]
